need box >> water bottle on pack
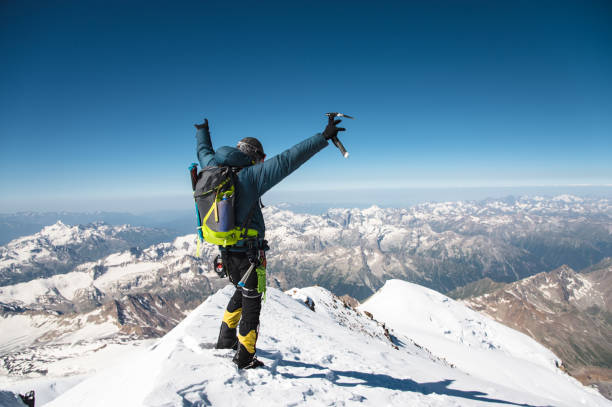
[217,195,234,232]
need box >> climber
[194,115,346,369]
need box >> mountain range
[3,195,611,299]
[264,195,612,298]
[2,195,611,349]
[1,195,611,403]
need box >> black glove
[194,118,209,131]
[322,116,346,140]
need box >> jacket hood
[214,146,253,167]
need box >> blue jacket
[196,128,328,246]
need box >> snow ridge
[41,283,610,407]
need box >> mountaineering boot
[233,344,264,369]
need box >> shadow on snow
[258,350,552,407]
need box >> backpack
[189,163,257,254]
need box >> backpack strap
[230,165,260,240]
[239,198,260,239]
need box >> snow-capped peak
[40,220,68,232]
[552,194,584,203]
[0,221,174,286]
[360,279,560,371]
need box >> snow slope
[0,339,154,404]
[41,283,610,407]
[360,279,606,406]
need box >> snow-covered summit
[552,194,584,203]
[0,234,204,308]
[0,221,174,286]
[17,221,118,247]
[360,280,562,381]
[41,282,610,407]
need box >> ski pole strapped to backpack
[190,164,258,252]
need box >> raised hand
[322,116,346,140]
[195,118,209,131]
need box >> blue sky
[1,1,611,212]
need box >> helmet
[237,137,265,162]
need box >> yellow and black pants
[215,251,263,368]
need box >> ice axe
[325,112,353,158]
